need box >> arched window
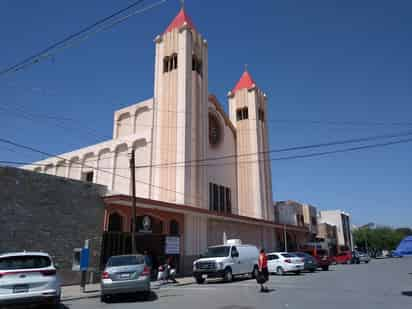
[108,212,123,232]
[170,220,179,235]
[163,56,170,73]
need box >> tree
[353,226,408,255]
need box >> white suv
[0,251,61,308]
[267,252,304,275]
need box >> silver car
[0,251,61,308]
[101,254,151,302]
[358,252,371,264]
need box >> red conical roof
[164,8,196,33]
[232,70,256,93]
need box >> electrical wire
[0,0,168,77]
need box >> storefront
[103,195,310,275]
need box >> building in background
[273,201,314,251]
[318,210,353,252]
[302,203,318,241]
[316,222,338,256]
[274,201,305,227]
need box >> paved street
[61,258,412,309]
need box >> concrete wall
[0,167,106,285]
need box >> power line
[0,0,168,77]
[0,136,204,204]
[132,130,412,169]
[2,130,412,170]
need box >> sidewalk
[61,277,195,302]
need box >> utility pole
[130,149,137,254]
[284,224,288,252]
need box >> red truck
[300,247,332,271]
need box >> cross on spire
[180,0,185,8]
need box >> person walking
[257,248,269,292]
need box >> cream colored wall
[184,214,208,255]
[228,87,274,221]
[151,25,208,209]
[23,99,153,197]
[113,99,153,139]
[207,219,277,252]
[205,104,238,214]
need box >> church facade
[24,8,308,272]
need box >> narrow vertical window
[226,188,231,214]
[163,56,169,73]
[197,60,202,76]
[236,109,242,121]
[209,183,213,211]
[219,186,225,213]
[172,53,178,70]
[242,107,249,120]
[192,55,196,71]
[213,184,219,211]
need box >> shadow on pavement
[401,291,412,296]
[206,276,253,284]
[104,291,158,303]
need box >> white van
[192,239,259,284]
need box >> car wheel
[276,267,284,276]
[294,271,301,275]
[101,294,109,303]
[141,291,151,301]
[46,295,61,309]
[195,276,205,284]
[309,269,315,273]
[322,266,329,271]
[224,268,233,282]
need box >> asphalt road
[63,257,412,309]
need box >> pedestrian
[143,250,152,268]
[257,248,269,292]
[167,256,177,283]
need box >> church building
[24,8,308,272]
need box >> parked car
[267,252,304,275]
[0,251,61,308]
[193,240,259,284]
[358,252,371,264]
[292,252,318,272]
[335,251,353,264]
[101,254,151,302]
[300,248,331,271]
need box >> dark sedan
[292,252,318,272]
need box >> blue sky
[1,0,411,228]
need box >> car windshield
[107,255,144,267]
[203,246,231,258]
[281,253,295,258]
[0,255,51,270]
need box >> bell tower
[228,70,274,220]
[150,8,208,208]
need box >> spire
[164,7,196,33]
[232,69,256,93]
